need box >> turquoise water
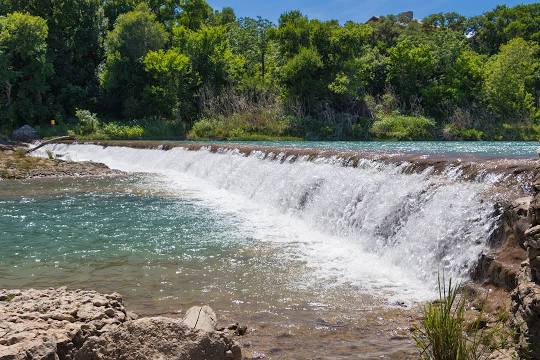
[188,140,539,158]
[0,176,310,313]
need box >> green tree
[0,12,52,128]
[422,12,467,33]
[1,0,107,117]
[386,36,437,111]
[178,0,212,30]
[281,47,324,109]
[100,4,168,119]
[144,49,196,120]
[228,17,275,82]
[173,25,243,91]
[213,6,236,26]
[468,4,540,55]
[483,37,540,120]
[275,11,311,60]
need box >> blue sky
[207,0,538,23]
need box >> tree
[1,0,107,117]
[213,7,236,26]
[483,37,539,121]
[422,12,467,33]
[100,4,168,119]
[468,4,540,55]
[275,11,310,59]
[228,17,274,82]
[173,25,243,91]
[281,47,324,109]
[144,49,196,120]
[0,12,52,128]
[178,0,212,30]
[386,36,437,111]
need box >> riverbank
[0,147,123,180]
[0,288,243,360]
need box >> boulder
[0,288,128,360]
[75,317,241,360]
[10,125,40,143]
[512,267,540,358]
[183,306,218,332]
[0,289,242,360]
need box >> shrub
[487,123,540,141]
[75,109,100,135]
[370,114,436,140]
[352,117,373,140]
[443,124,485,140]
[132,118,185,139]
[188,109,293,140]
[102,123,144,139]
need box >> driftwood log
[25,136,76,154]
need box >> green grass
[413,276,504,360]
[188,109,295,141]
[370,114,436,140]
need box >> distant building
[399,11,414,21]
[365,11,414,24]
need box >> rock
[183,306,218,332]
[10,125,40,143]
[0,288,128,360]
[488,348,518,359]
[512,268,540,358]
[0,289,242,360]
[235,325,248,336]
[75,316,241,360]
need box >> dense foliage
[1,1,539,140]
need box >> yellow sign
[50,119,56,126]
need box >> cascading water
[35,143,499,302]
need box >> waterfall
[37,143,499,302]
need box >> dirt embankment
[0,147,122,180]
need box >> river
[1,141,536,358]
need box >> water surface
[176,140,539,158]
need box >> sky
[206,0,538,23]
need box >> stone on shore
[76,317,241,360]
[0,288,241,360]
[183,305,218,332]
[10,125,40,143]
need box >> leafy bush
[486,123,540,141]
[75,109,100,135]
[370,114,436,140]
[351,117,373,140]
[102,123,144,139]
[188,109,293,140]
[443,124,485,140]
[132,118,185,139]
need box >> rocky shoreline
[0,147,122,180]
[0,288,242,360]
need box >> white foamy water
[36,144,499,303]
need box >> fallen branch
[25,136,76,154]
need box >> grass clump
[188,111,295,141]
[413,276,504,360]
[370,114,436,140]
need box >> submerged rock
[0,289,241,360]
